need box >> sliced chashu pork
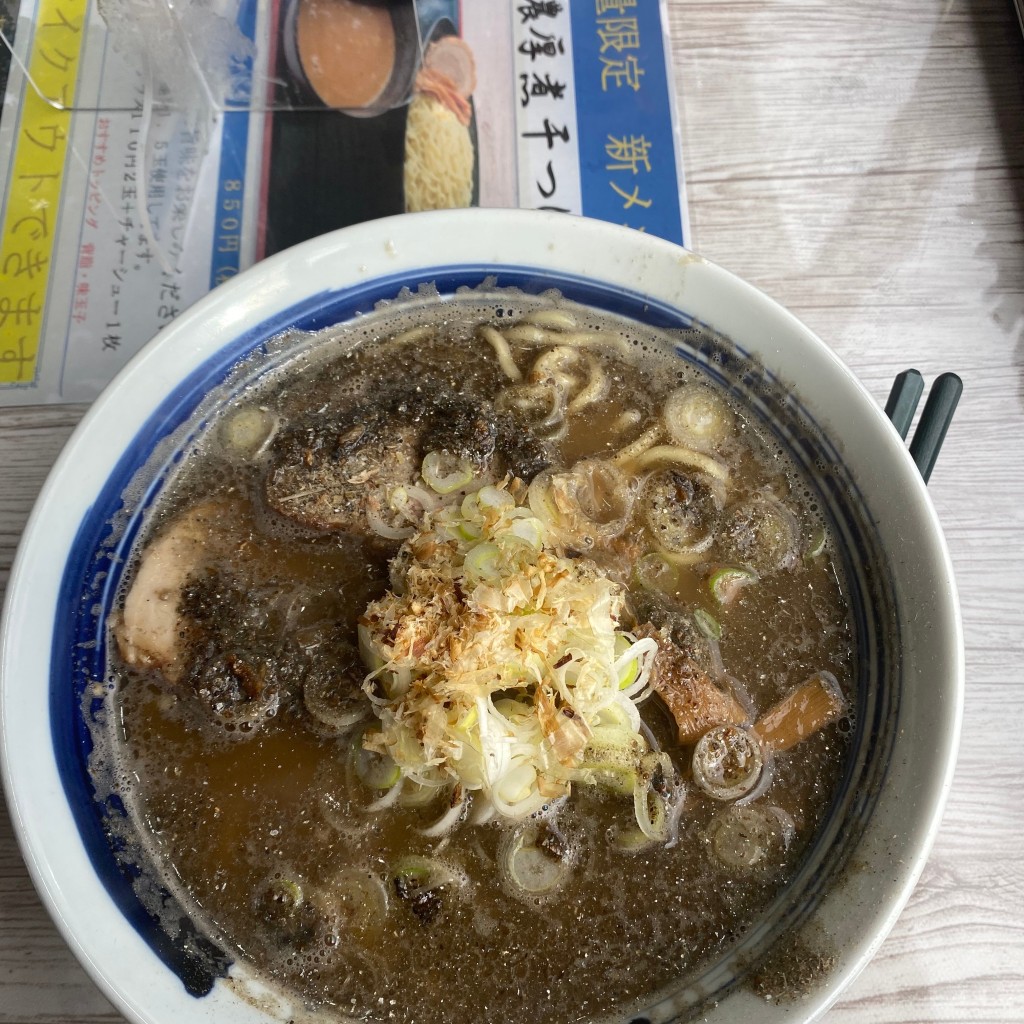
[264,392,496,535]
[265,418,421,534]
[115,501,226,681]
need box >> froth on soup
[106,292,855,1023]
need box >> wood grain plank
[0,407,85,595]
[0,809,120,1020]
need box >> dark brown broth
[109,305,853,1023]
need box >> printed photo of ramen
[262,2,479,258]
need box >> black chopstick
[908,373,963,484]
[884,369,925,440]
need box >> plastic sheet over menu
[0,0,689,404]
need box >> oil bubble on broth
[100,292,855,1023]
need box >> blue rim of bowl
[51,264,899,1019]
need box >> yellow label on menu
[0,0,87,384]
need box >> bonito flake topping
[357,480,659,820]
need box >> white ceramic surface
[0,210,963,1024]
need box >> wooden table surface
[2,0,1023,1021]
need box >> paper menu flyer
[0,0,690,406]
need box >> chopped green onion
[589,766,639,795]
[706,805,794,872]
[463,541,502,580]
[633,783,669,842]
[456,521,482,542]
[476,485,515,513]
[255,874,310,935]
[586,724,643,754]
[691,725,765,801]
[614,633,639,690]
[358,476,655,825]
[632,751,674,840]
[392,856,452,924]
[357,623,386,672]
[421,451,475,494]
[269,876,304,909]
[693,607,722,641]
[618,659,639,691]
[328,867,390,940]
[610,826,656,853]
[640,468,720,556]
[662,384,735,453]
[596,702,633,729]
[454,704,479,732]
[498,822,573,900]
[709,566,758,605]
[495,762,537,804]
[577,727,643,794]
[354,740,401,791]
[507,516,545,550]
[805,525,827,562]
[723,496,800,574]
[393,857,434,887]
[304,669,370,734]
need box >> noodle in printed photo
[404,35,477,212]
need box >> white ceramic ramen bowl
[0,210,962,1024]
